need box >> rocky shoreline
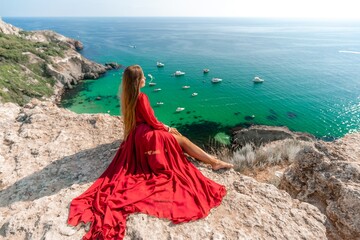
[0,19,359,239]
[0,19,121,105]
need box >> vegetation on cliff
[0,32,68,105]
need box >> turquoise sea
[5,17,360,144]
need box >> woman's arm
[137,93,168,131]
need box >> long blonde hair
[120,65,143,139]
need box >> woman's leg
[171,134,233,170]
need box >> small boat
[153,88,162,92]
[149,82,157,86]
[182,85,190,89]
[191,92,198,97]
[211,78,222,83]
[157,62,165,67]
[253,76,264,83]
[176,107,185,112]
[174,71,185,76]
[147,74,154,80]
[157,102,164,105]
[203,68,210,73]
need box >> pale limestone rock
[0,100,328,240]
[280,135,360,240]
[0,19,21,35]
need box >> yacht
[156,102,164,105]
[191,92,198,97]
[253,76,264,83]
[176,107,185,112]
[174,71,185,76]
[182,85,190,89]
[149,82,157,86]
[203,68,210,73]
[211,78,223,83]
[153,88,162,92]
[157,62,165,67]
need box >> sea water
[5,17,360,144]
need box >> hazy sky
[1,0,359,19]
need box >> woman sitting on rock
[67,64,233,239]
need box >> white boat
[203,68,210,73]
[176,107,185,112]
[211,78,222,83]
[153,88,162,92]
[157,102,164,105]
[191,92,198,97]
[253,76,264,83]
[157,62,165,67]
[147,74,154,80]
[182,85,190,89]
[174,71,185,76]
[149,82,157,86]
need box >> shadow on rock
[0,140,121,207]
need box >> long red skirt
[67,123,226,239]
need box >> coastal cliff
[0,19,107,105]
[0,19,359,240]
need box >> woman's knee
[172,134,189,147]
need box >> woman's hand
[169,127,182,136]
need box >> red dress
[67,92,226,239]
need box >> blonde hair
[120,65,143,139]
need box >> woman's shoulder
[138,92,148,99]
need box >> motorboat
[157,62,165,67]
[191,92,198,97]
[176,107,185,112]
[153,88,162,92]
[149,82,157,86]
[147,74,154,80]
[182,85,190,89]
[174,71,185,76]
[203,68,210,73]
[211,78,222,83]
[253,76,264,83]
[156,102,164,105]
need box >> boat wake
[339,50,360,55]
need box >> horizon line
[2,16,360,21]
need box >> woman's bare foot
[211,159,234,171]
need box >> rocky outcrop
[0,19,107,104]
[44,49,106,101]
[279,135,360,239]
[0,100,327,240]
[0,18,21,35]
[232,125,315,148]
[104,62,122,70]
[24,30,107,101]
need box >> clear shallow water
[5,17,360,143]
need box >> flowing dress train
[67,92,226,239]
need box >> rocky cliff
[0,19,107,105]
[0,99,329,239]
[280,135,360,239]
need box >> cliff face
[0,100,327,239]
[0,19,107,105]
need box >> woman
[67,65,233,239]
